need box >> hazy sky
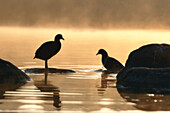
[0,0,170,29]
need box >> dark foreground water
[0,27,170,113]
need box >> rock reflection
[0,83,25,99]
[117,88,170,111]
[33,81,61,110]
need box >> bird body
[97,49,124,72]
[34,34,64,60]
[34,34,64,83]
[34,41,61,60]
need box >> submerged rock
[0,58,30,83]
[24,68,76,74]
[117,67,170,88]
[117,44,170,88]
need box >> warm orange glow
[0,27,170,66]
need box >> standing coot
[34,34,64,82]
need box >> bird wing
[34,41,61,60]
[104,57,124,71]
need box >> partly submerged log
[117,44,170,88]
[24,68,76,74]
[0,58,30,84]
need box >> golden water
[0,27,170,112]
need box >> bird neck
[55,39,60,43]
[102,52,108,58]
[54,40,61,45]
[102,53,108,63]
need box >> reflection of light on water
[0,99,52,104]
[17,99,51,104]
[99,108,113,112]
[4,85,53,98]
[131,99,140,102]
[0,81,56,112]
[62,101,83,104]
[5,91,53,95]
[19,105,44,110]
[4,93,52,97]
[153,99,163,103]
[98,98,121,105]
[97,98,135,106]
[66,75,100,80]
[147,94,155,97]
[124,96,130,99]
[100,98,112,101]
[98,101,114,105]
[60,92,83,96]
[67,74,101,80]
[154,100,158,102]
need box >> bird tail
[33,56,36,59]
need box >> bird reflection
[34,34,64,83]
[97,72,117,96]
[34,81,61,109]
[53,91,61,108]
[117,87,170,111]
[101,72,110,88]
[101,71,117,88]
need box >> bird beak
[96,52,99,56]
[62,37,64,40]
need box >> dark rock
[24,68,76,74]
[125,43,170,68]
[117,44,170,88]
[0,58,30,83]
[117,67,170,88]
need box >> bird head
[55,34,64,41]
[96,49,108,56]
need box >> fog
[0,0,170,29]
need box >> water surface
[0,27,170,112]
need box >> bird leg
[45,60,48,84]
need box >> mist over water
[0,0,170,29]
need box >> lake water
[0,27,170,113]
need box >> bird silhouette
[96,49,124,72]
[34,34,64,83]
